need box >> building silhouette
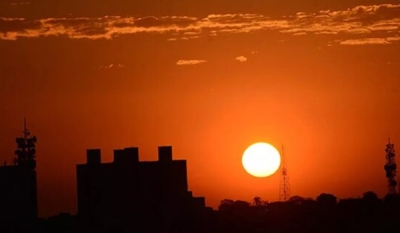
[76,146,207,232]
[0,120,38,226]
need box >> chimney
[158,146,172,162]
[86,149,101,165]
[124,147,139,162]
[113,149,125,163]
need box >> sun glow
[242,142,281,178]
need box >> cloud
[134,16,197,28]
[235,56,248,62]
[0,3,399,45]
[278,4,400,45]
[340,38,391,45]
[387,36,400,42]
[100,63,125,69]
[176,60,206,65]
[10,1,31,6]
[0,17,41,34]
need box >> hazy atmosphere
[1,0,400,217]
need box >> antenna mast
[279,145,290,201]
[384,138,397,195]
[14,118,37,170]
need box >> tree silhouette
[231,200,250,211]
[253,196,268,206]
[361,191,381,215]
[362,191,378,201]
[218,199,234,211]
[288,195,309,206]
[316,193,337,206]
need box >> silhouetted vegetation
[211,192,400,233]
[2,192,400,233]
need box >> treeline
[4,192,400,233]
[211,192,400,233]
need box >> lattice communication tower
[279,145,290,201]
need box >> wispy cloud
[1,3,399,45]
[340,38,391,45]
[10,1,31,6]
[387,36,400,42]
[235,56,248,62]
[99,63,125,69]
[176,60,207,65]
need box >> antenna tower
[279,145,290,201]
[384,138,397,195]
[14,118,37,170]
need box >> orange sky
[1,0,400,217]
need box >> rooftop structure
[0,119,38,225]
[76,146,206,232]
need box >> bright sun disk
[242,142,281,178]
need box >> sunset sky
[1,0,400,217]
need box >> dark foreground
[2,192,400,233]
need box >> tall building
[76,146,207,232]
[0,120,38,225]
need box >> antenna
[15,118,37,170]
[279,145,291,201]
[384,139,397,195]
[23,117,30,139]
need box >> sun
[242,142,281,178]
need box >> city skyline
[0,121,397,217]
[1,0,400,217]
